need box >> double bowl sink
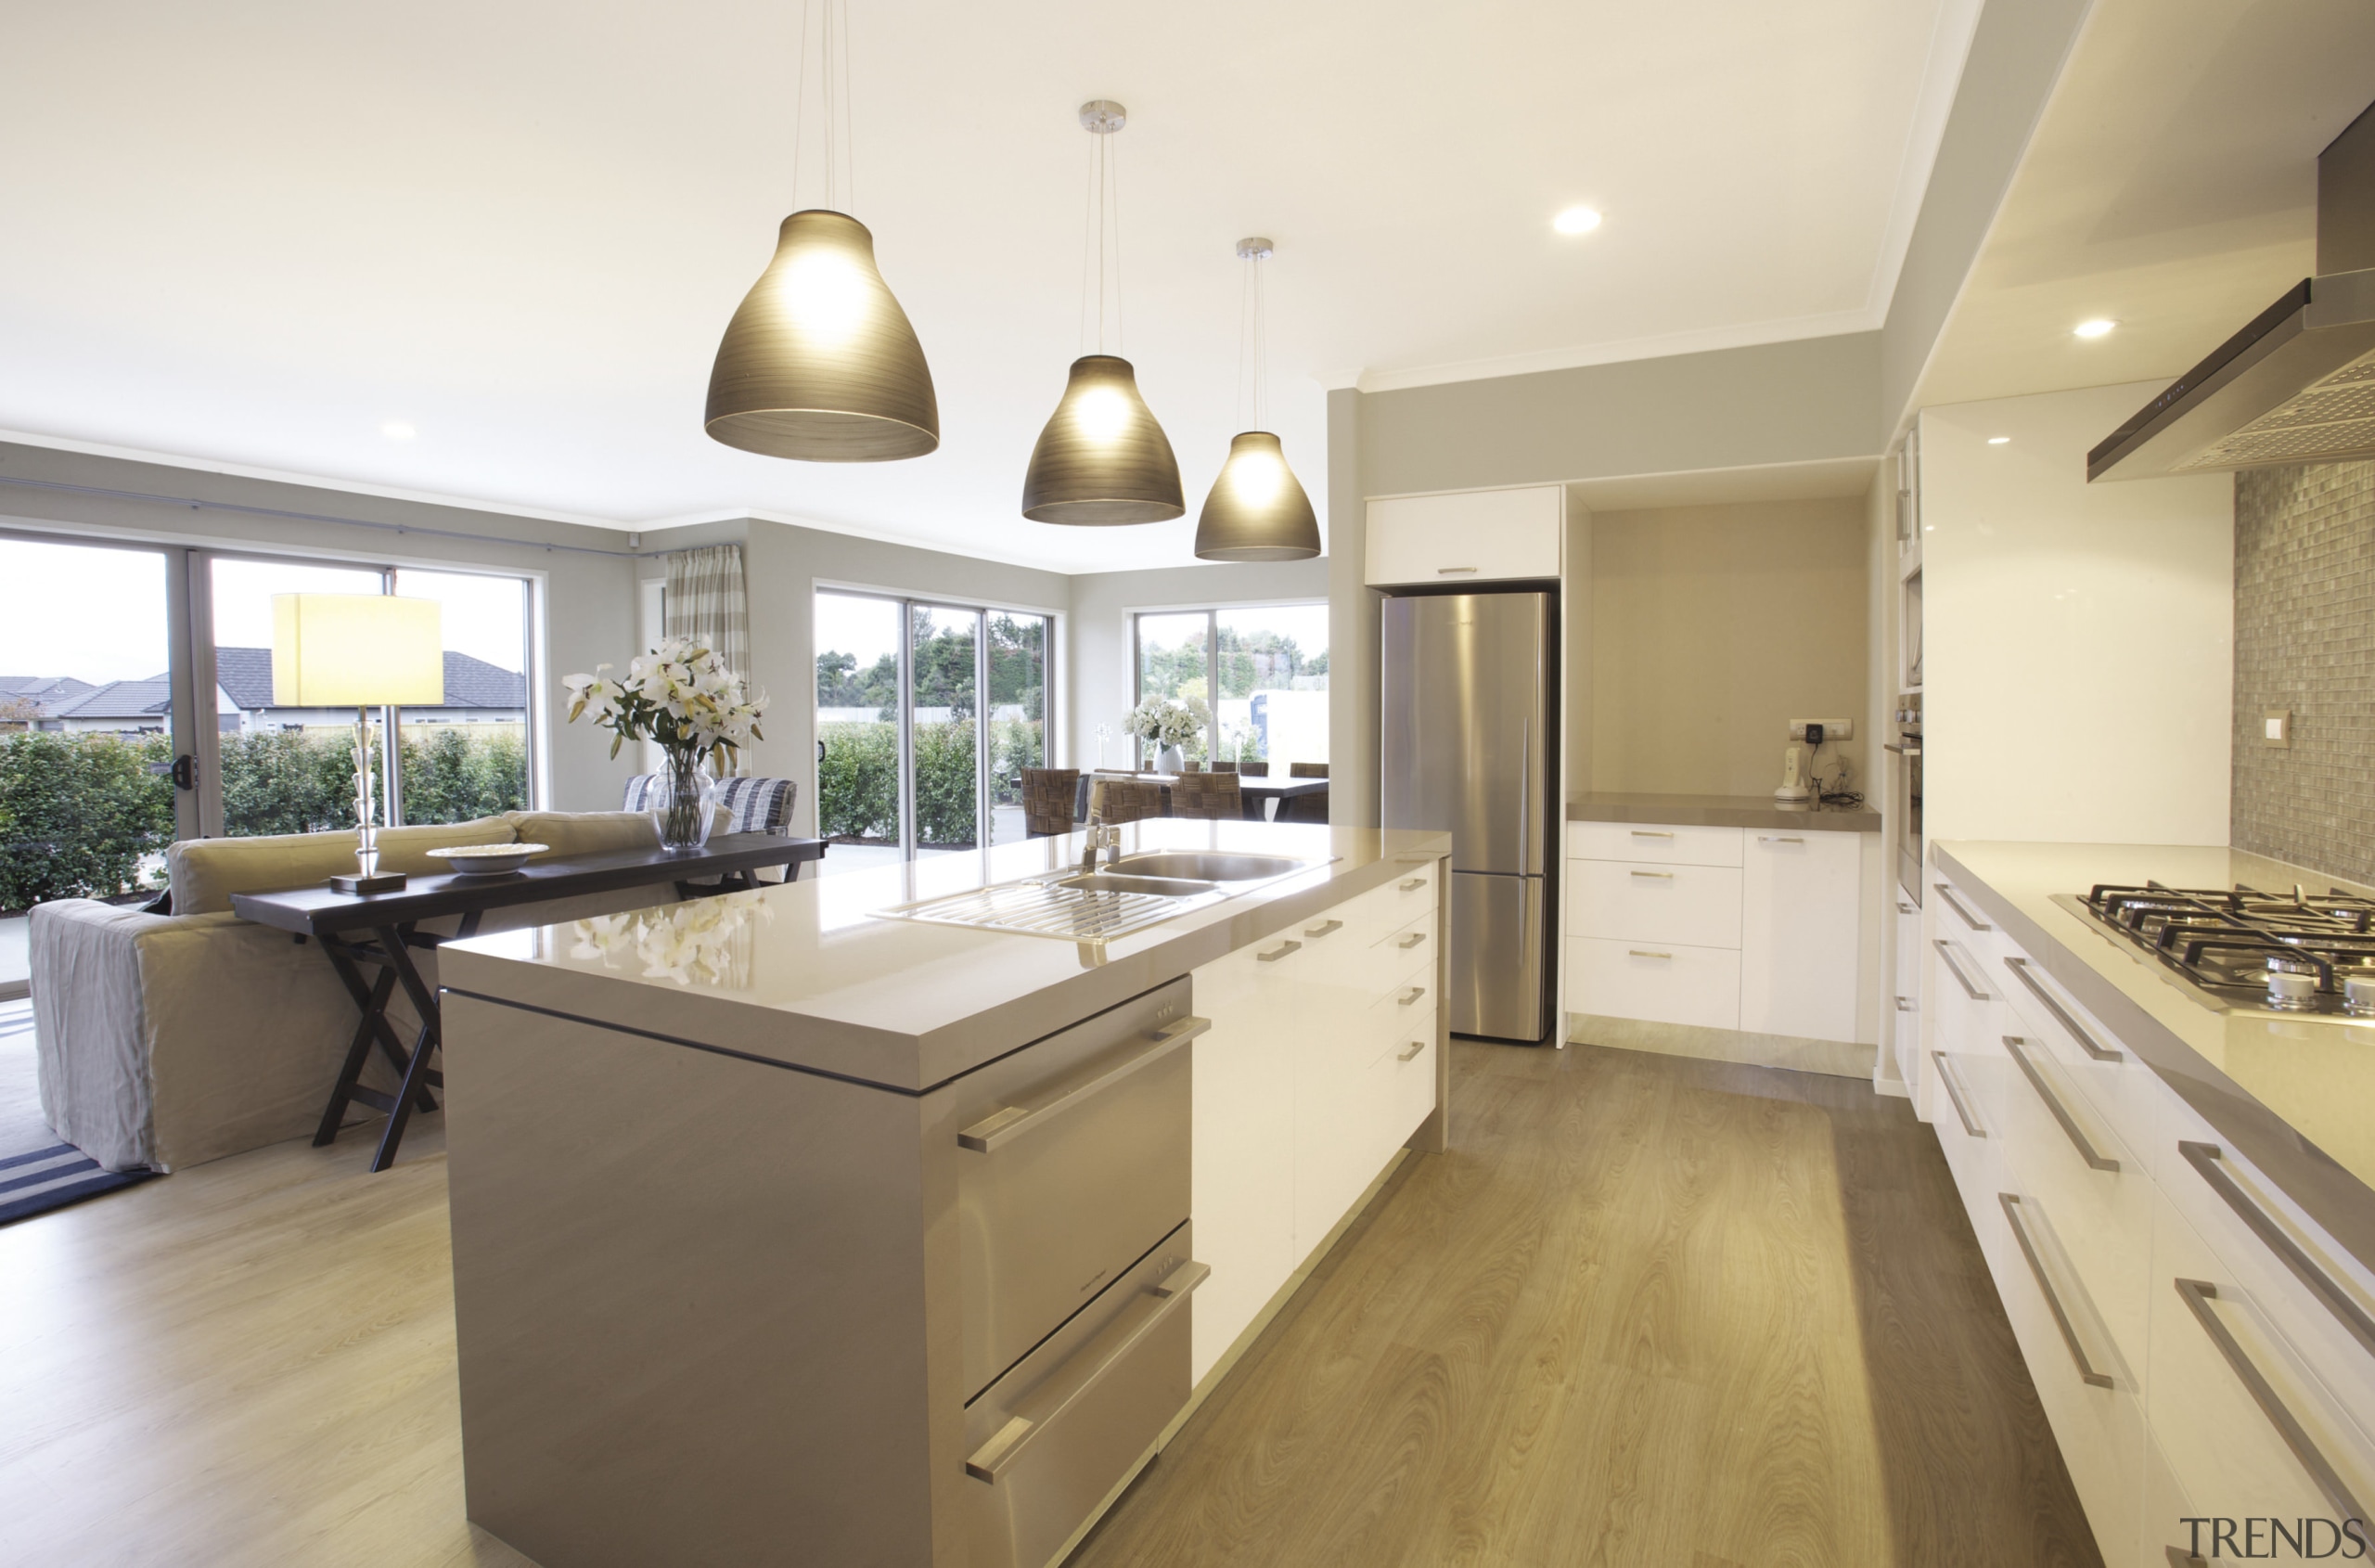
[873,850,1328,944]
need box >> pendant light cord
[790,0,857,213]
[1237,247,1270,431]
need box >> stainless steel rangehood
[2089,102,2375,482]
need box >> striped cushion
[623,773,796,834]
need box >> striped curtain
[663,544,752,775]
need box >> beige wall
[1585,497,1870,798]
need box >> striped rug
[0,999,156,1226]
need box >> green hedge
[818,718,1047,846]
[0,726,528,911]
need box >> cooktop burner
[2066,881,2375,1016]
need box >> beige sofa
[29,811,680,1173]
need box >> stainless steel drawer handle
[1629,949,1674,960]
[1933,939,1989,1000]
[1934,882,1992,931]
[2000,1193,2113,1388]
[1303,919,1343,939]
[1629,869,1675,880]
[1894,996,1916,1012]
[2003,957,2121,1061]
[957,1017,1208,1153]
[2176,1277,2369,1526]
[1758,835,1805,844]
[1896,899,1916,915]
[2003,1036,2119,1172]
[1932,1052,1984,1138]
[1397,1040,1426,1061]
[1396,932,1427,949]
[1436,565,1479,574]
[1257,940,1302,963]
[2180,1141,2375,1361]
[1398,877,1428,892]
[1397,986,1426,1007]
[1628,829,1675,838]
[966,1259,1212,1484]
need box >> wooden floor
[1073,1042,2100,1568]
[0,1041,2099,1567]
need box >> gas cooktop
[2056,881,2375,1017]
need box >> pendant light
[1196,237,1319,560]
[704,0,938,462]
[1021,101,1184,525]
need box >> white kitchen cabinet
[1568,820,1742,868]
[1739,830,1860,1042]
[1365,486,1562,586]
[1892,891,1923,1089]
[1565,938,1740,1030]
[1568,858,1743,949]
[1189,860,1449,1382]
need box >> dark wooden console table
[230,833,827,1171]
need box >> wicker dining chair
[1090,778,1167,824]
[1281,761,1330,824]
[1169,771,1242,821]
[1021,768,1082,837]
[1234,762,1270,778]
[1210,760,1237,774]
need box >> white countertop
[438,819,1453,1093]
[1935,840,2375,1269]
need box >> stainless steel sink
[1054,871,1219,897]
[1107,852,1314,882]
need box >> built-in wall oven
[1889,725,1922,903]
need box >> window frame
[1129,600,1329,770]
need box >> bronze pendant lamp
[1021,101,1183,525]
[1197,238,1319,560]
[704,0,938,462]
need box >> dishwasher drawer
[966,1221,1205,1568]
[954,977,1199,1400]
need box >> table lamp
[272,594,444,893]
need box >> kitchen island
[434,818,1452,1568]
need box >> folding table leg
[371,926,446,1174]
[314,950,397,1146]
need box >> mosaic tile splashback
[2233,460,2375,881]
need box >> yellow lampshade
[272,595,444,706]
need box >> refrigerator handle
[1517,707,1531,877]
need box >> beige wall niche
[1586,497,1870,799]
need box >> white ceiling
[0,0,1972,572]
[1915,0,2375,413]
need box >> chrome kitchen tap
[1080,781,1123,872]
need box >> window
[208,555,534,835]
[815,590,1054,872]
[1132,604,1327,771]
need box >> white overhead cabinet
[1365,485,1563,586]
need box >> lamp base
[328,870,408,895]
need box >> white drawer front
[1568,820,1743,868]
[1995,946,2158,1179]
[1567,937,1740,1030]
[1569,860,1742,948]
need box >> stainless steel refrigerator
[1380,590,1557,1043]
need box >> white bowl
[428,842,549,877]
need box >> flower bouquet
[564,636,769,852]
[571,889,773,987]
[1124,695,1206,772]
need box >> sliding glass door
[815,590,1053,872]
[1132,602,1329,773]
[0,534,192,999]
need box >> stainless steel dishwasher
[948,976,1208,1568]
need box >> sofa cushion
[169,816,517,915]
[505,810,662,857]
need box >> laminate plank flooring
[1071,1042,2101,1568]
[0,1040,2099,1567]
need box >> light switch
[2264,710,2292,747]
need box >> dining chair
[1282,761,1329,824]
[1021,768,1083,837]
[1091,778,1167,824]
[1169,771,1242,821]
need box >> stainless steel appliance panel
[964,1222,1202,1568]
[1450,871,1547,1041]
[1380,592,1552,878]
[953,978,1195,1400]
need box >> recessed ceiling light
[1987,436,2011,444]
[381,420,416,441]
[1552,206,1602,236]
[2073,318,2117,339]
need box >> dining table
[1085,768,1329,822]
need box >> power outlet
[1789,719,1855,742]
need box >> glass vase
[651,748,719,854]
